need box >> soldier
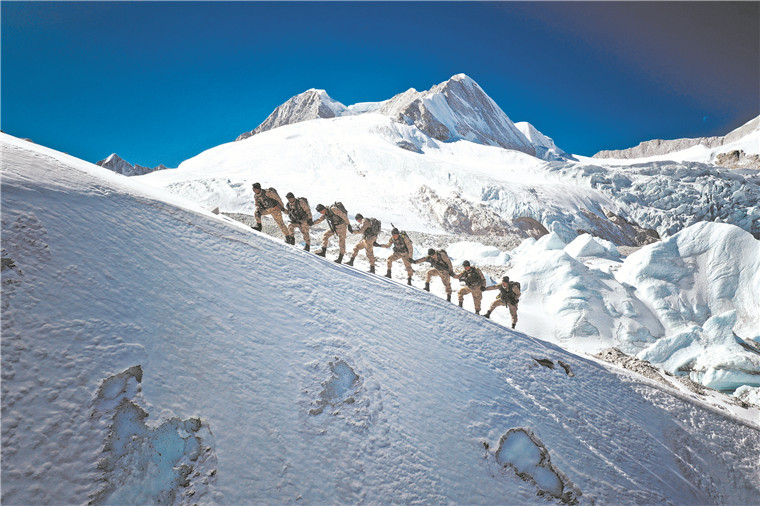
[312,202,352,263]
[345,213,381,273]
[381,227,414,285]
[484,276,521,328]
[454,260,486,314]
[413,248,455,302]
[251,182,292,242]
[284,192,313,251]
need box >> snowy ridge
[515,121,575,161]
[593,115,760,168]
[3,133,759,504]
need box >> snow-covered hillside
[3,133,759,504]
[138,74,759,245]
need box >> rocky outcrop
[593,115,759,160]
[96,154,168,176]
[714,150,760,170]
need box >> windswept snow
[3,133,759,504]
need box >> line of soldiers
[250,182,521,328]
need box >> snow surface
[3,133,760,504]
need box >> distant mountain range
[96,153,168,176]
[235,74,547,160]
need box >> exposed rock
[576,209,659,247]
[410,185,544,239]
[714,150,760,170]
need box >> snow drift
[3,133,759,504]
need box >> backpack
[258,187,280,209]
[334,201,348,215]
[434,250,452,272]
[288,197,309,223]
[368,218,382,236]
[393,230,412,253]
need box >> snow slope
[3,133,760,504]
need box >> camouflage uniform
[413,249,454,298]
[253,185,289,238]
[285,195,313,248]
[312,204,351,257]
[454,264,486,313]
[383,230,414,279]
[485,279,521,328]
[349,216,380,268]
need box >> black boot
[512,322,516,329]
[458,300,463,308]
[484,311,492,319]
[252,223,262,232]
[407,277,412,286]
[304,244,310,252]
[424,282,430,292]
[346,256,355,266]
[285,235,295,245]
[475,309,480,315]
[385,269,392,278]
[315,248,326,257]
[335,253,344,264]
[369,265,375,274]
[446,293,451,302]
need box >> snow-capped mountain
[236,74,536,156]
[96,153,168,176]
[236,88,350,141]
[515,121,575,161]
[3,133,759,505]
[593,115,760,169]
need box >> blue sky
[2,1,758,167]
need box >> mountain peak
[236,88,349,141]
[515,122,574,161]
[96,153,167,176]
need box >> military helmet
[502,276,510,283]
[391,228,400,235]
[428,248,435,256]
[462,260,471,267]
[355,213,364,220]
[285,192,295,199]
[252,182,262,190]
[316,204,326,212]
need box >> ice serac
[593,115,760,165]
[96,154,167,177]
[236,89,350,141]
[515,121,575,161]
[383,74,536,156]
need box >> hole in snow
[494,428,579,504]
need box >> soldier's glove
[307,219,313,226]
[373,241,381,247]
[347,224,354,233]
[481,286,486,291]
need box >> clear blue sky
[2,1,758,167]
